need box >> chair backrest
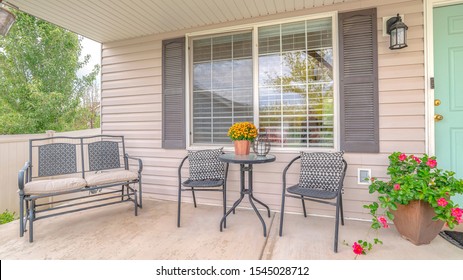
[37,143,78,177]
[88,141,121,171]
[29,135,126,181]
[187,148,225,181]
[298,151,346,193]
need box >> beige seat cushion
[24,177,87,195]
[85,170,139,187]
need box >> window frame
[185,11,339,152]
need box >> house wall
[100,0,425,220]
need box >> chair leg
[301,195,307,218]
[19,195,24,237]
[191,188,197,208]
[340,193,344,226]
[29,199,35,243]
[279,190,286,236]
[177,184,182,228]
[134,190,138,216]
[222,186,227,228]
[334,196,341,253]
[138,178,143,208]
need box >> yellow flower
[228,122,258,141]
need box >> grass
[0,210,15,224]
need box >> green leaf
[374,238,383,245]
[371,222,381,230]
[386,211,395,221]
[0,11,100,134]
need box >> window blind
[192,32,253,144]
[258,18,334,148]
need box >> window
[258,18,334,148]
[192,32,253,144]
[190,16,335,148]
[165,9,377,152]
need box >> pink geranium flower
[398,153,407,161]
[393,184,401,191]
[412,156,421,163]
[451,208,463,224]
[437,198,448,207]
[378,216,389,228]
[451,208,463,218]
[352,242,364,255]
[426,159,437,168]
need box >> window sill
[188,144,338,154]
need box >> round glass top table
[218,153,276,237]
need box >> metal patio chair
[279,151,347,253]
[177,148,229,228]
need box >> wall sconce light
[0,1,16,36]
[386,14,408,50]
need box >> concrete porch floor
[0,198,461,260]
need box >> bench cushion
[85,170,139,187]
[24,177,87,195]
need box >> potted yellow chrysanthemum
[227,122,257,155]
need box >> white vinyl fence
[0,128,101,215]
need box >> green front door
[434,4,463,205]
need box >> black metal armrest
[282,155,301,189]
[18,161,31,192]
[125,154,143,173]
[178,155,188,186]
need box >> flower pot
[390,200,445,245]
[234,140,250,155]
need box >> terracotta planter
[390,200,445,245]
[234,140,250,155]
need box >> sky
[78,37,102,85]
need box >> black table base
[220,164,271,237]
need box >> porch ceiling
[7,0,356,43]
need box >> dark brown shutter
[339,8,379,153]
[162,37,186,149]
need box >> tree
[74,80,101,130]
[0,10,100,134]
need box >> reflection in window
[192,32,253,144]
[258,18,334,148]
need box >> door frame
[425,0,463,155]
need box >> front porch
[0,198,461,260]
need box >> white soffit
[7,0,356,43]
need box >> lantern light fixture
[252,133,271,157]
[386,14,408,50]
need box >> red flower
[451,208,463,224]
[393,184,401,191]
[437,198,448,207]
[352,242,364,255]
[398,153,407,161]
[378,216,389,228]
[451,208,463,218]
[412,156,421,163]
[426,159,437,168]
